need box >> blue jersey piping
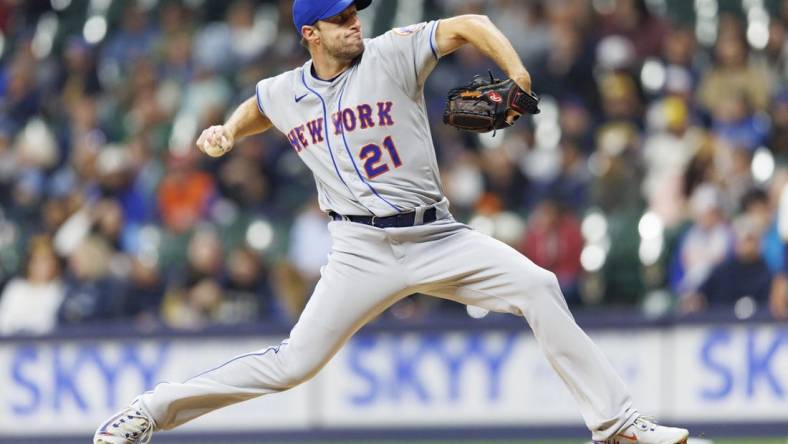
[299,69,376,215]
[336,69,401,212]
[255,83,266,115]
[429,20,439,60]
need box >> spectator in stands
[488,0,550,67]
[671,184,734,302]
[157,0,193,39]
[479,141,532,211]
[558,99,594,154]
[597,0,668,61]
[57,235,123,326]
[157,152,217,234]
[159,30,195,86]
[662,24,699,82]
[0,236,64,335]
[217,143,270,210]
[100,2,158,73]
[684,215,772,315]
[763,19,787,85]
[710,92,769,153]
[598,72,643,127]
[0,123,13,205]
[769,180,788,320]
[121,255,165,329]
[642,96,703,228]
[590,123,642,214]
[287,202,332,299]
[51,194,136,270]
[652,24,702,133]
[1,47,42,132]
[177,226,225,287]
[541,138,591,213]
[739,188,783,273]
[55,94,106,185]
[224,246,275,323]
[698,16,770,114]
[9,119,59,240]
[95,146,152,227]
[520,199,583,304]
[193,0,271,72]
[440,149,485,218]
[718,139,758,214]
[161,277,224,330]
[539,23,597,107]
[57,36,101,108]
[768,91,788,164]
[91,198,134,273]
[160,226,230,329]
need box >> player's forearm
[224,96,273,141]
[441,15,531,92]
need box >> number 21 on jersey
[359,136,402,179]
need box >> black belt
[329,207,437,228]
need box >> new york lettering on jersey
[285,101,394,153]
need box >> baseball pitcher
[95,1,689,443]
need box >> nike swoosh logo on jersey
[295,93,308,103]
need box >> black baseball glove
[443,73,540,134]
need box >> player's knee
[279,360,321,389]
[543,271,565,301]
[279,372,312,389]
[524,269,562,301]
[543,270,561,293]
[508,269,567,318]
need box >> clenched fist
[197,125,234,158]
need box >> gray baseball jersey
[255,21,443,216]
[124,21,639,443]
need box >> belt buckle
[370,215,378,227]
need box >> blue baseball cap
[293,0,372,33]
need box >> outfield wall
[0,317,786,441]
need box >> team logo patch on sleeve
[393,22,426,36]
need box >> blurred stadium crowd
[1,0,787,336]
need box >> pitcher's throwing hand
[196,125,233,157]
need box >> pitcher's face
[312,5,364,61]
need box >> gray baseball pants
[138,214,636,441]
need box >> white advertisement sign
[0,323,785,437]
[671,325,788,421]
[319,329,664,426]
[0,336,311,436]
